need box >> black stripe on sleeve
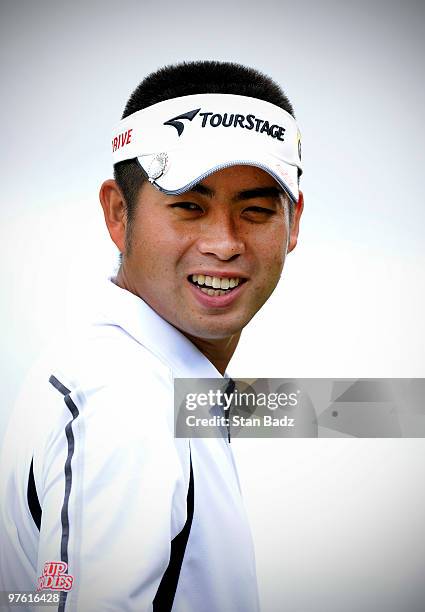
[49,375,71,396]
[49,375,79,612]
[61,394,79,568]
[153,452,194,612]
[27,457,42,531]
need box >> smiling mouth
[188,274,247,297]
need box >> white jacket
[0,278,260,612]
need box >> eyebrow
[189,183,285,202]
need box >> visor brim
[138,148,299,203]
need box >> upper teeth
[192,274,240,289]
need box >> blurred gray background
[1,1,425,610]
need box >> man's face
[120,165,302,340]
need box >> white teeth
[201,287,223,296]
[200,288,231,297]
[192,274,243,292]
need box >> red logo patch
[37,561,74,592]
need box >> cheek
[129,220,193,278]
[248,227,287,298]
[256,225,287,271]
[262,253,285,287]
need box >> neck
[114,269,240,375]
[182,331,241,375]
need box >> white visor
[111,93,302,203]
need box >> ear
[99,179,127,253]
[287,190,304,253]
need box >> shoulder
[0,319,183,514]
[51,321,173,392]
[8,322,175,450]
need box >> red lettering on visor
[112,128,133,152]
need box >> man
[0,61,303,611]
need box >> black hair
[114,60,298,237]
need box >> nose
[196,212,245,261]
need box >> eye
[170,202,203,212]
[243,206,276,216]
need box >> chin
[184,318,250,340]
